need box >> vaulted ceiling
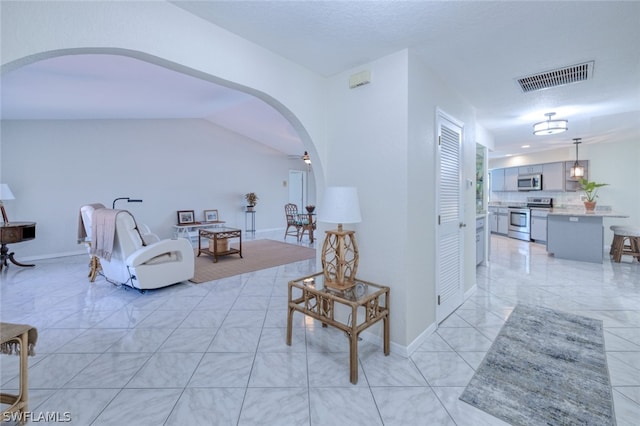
[2,1,639,158]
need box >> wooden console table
[0,222,36,271]
[287,272,390,384]
[197,227,242,263]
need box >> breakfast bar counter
[546,209,629,263]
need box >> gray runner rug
[459,304,616,425]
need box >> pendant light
[570,138,585,178]
[533,112,568,135]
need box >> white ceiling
[2,1,639,158]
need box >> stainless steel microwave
[517,174,542,191]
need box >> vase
[584,201,596,211]
[247,205,254,212]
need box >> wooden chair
[1,323,37,423]
[284,204,302,240]
[297,212,316,243]
[610,226,640,263]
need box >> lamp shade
[317,186,362,225]
[0,184,15,201]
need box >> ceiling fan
[287,151,312,165]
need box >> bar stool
[610,225,625,255]
[610,226,640,263]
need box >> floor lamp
[112,197,143,209]
[317,186,362,290]
[0,184,15,225]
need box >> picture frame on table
[177,210,195,225]
[204,209,219,222]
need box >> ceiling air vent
[516,61,594,93]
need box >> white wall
[325,50,411,345]
[1,119,302,258]
[323,50,480,347]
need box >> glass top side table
[287,272,390,384]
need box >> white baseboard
[466,283,478,299]
[360,320,438,358]
[19,249,86,262]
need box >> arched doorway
[1,49,321,257]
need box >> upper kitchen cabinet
[490,168,505,192]
[504,167,519,191]
[564,160,589,191]
[542,162,565,191]
[518,165,543,175]
[490,167,521,191]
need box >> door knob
[459,222,467,228]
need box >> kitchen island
[546,209,629,263]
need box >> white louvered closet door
[436,112,464,323]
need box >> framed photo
[204,209,219,222]
[177,210,195,225]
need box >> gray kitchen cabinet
[542,162,565,191]
[530,209,549,243]
[488,207,498,233]
[547,214,603,263]
[504,168,519,191]
[497,207,509,234]
[490,169,505,192]
[519,164,543,175]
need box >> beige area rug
[190,239,315,283]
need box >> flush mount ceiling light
[533,112,568,135]
[570,138,585,178]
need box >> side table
[0,222,36,271]
[197,227,242,262]
[287,272,390,384]
[245,210,256,233]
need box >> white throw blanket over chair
[79,203,105,282]
[94,209,194,290]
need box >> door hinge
[438,215,441,225]
[438,136,441,146]
[437,295,441,305]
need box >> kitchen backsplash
[489,190,610,209]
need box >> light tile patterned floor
[1,232,639,425]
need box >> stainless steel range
[507,197,553,241]
[507,206,531,241]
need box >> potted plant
[244,192,258,211]
[578,178,608,211]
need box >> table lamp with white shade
[0,184,15,225]
[316,186,362,290]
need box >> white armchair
[94,209,194,290]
